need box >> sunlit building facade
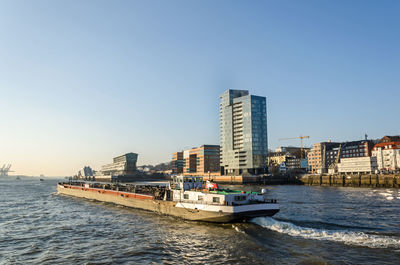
[220,89,268,175]
[172,145,220,175]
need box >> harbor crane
[278,135,310,158]
[0,164,12,177]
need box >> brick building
[172,145,220,175]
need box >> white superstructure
[170,175,278,216]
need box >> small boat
[57,175,279,223]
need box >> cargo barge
[57,175,279,223]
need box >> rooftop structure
[380,135,400,143]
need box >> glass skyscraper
[220,89,268,175]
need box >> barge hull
[57,184,274,223]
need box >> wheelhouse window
[213,197,220,203]
[198,195,204,201]
[184,194,189,199]
[234,195,246,201]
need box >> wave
[276,218,375,231]
[251,217,400,249]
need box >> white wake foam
[252,217,400,249]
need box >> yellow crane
[278,135,310,158]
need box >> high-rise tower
[220,89,268,175]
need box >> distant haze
[1,1,399,176]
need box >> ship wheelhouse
[170,175,271,206]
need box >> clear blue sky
[1,0,399,176]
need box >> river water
[1,178,400,264]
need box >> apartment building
[220,89,268,175]
[308,142,341,174]
[372,141,400,172]
[308,140,374,174]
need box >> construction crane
[278,135,310,158]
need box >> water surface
[1,178,399,264]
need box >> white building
[372,142,400,172]
[337,157,378,174]
[101,153,138,177]
[77,166,94,178]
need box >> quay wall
[299,174,400,188]
[207,173,400,187]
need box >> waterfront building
[337,140,374,159]
[172,145,220,175]
[267,152,291,168]
[274,146,310,157]
[185,145,220,174]
[269,147,309,174]
[308,140,374,174]
[100,153,138,177]
[172,151,184,174]
[286,158,309,172]
[308,142,341,174]
[372,141,400,172]
[267,152,291,175]
[337,157,378,174]
[220,89,268,175]
[77,166,94,178]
